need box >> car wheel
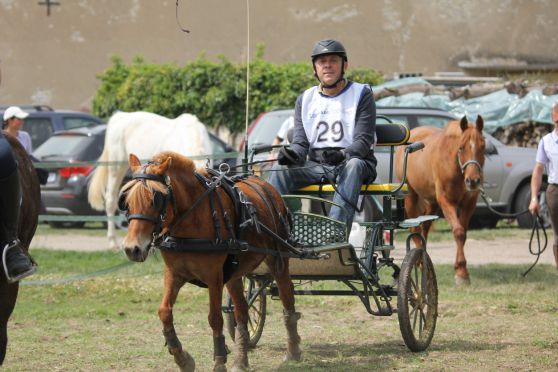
[514,184,550,228]
[468,216,498,229]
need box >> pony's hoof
[455,275,471,286]
[283,350,302,362]
[213,355,227,372]
[171,349,195,372]
[230,363,248,372]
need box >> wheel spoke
[412,303,419,331]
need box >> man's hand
[529,197,539,215]
[321,149,345,165]
[277,147,300,166]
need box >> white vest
[300,82,366,149]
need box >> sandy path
[30,233,557,266]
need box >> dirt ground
[30,232,557,266]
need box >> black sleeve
[288,95,309,160]
[344,86,376,158]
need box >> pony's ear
[460,116,469,131]
[153,157,172,175]
[475,115,484,132]
[129,154,142,173]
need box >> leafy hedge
[92,49,383,134]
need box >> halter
[457,148,483,174]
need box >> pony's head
[120,153,174,262]
[455,115,485,191]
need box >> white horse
[88,111,212,249]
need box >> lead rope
[479,189,547,276]
[523,214,548,277]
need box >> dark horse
[119,152,301,371]
[0,135,41,365]
[395,116,485,285]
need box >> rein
[120,166,324,260]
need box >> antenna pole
[242,0,250,172]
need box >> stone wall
[1,0,558,112]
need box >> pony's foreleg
[439,198,470,285]
[226,278,250,372]
[268,257,302,362]
[207,281,228,372]
[158,272,195,372]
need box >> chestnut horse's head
[120,154,175,262]
[456,115,485,191]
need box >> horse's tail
[87,144,109,211]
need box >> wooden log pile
[491,121,552,148]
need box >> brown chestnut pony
[120,152,301,372]
[0,135,41,365]
[395,116,485,285]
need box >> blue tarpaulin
[373,78,558,133]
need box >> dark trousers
[546,184,558,246]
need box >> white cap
[3,106,29,121]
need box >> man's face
[552,107,558,125]
[314,54,346,86]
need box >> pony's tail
[87,145,109,211]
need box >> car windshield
[248,111,293,146]
[34,135,96,160]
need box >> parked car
[0,105,104,150]
[33,125,237,227]
[242,107,546,228]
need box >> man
[268,39,377,227]
[529,102,558,269]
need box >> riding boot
[0,169,36,283]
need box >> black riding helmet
[311,39,348,89]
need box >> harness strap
[166,172,221,233]
[158,234,322,259]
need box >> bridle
[118,170,176,244]
[118,166,231,247]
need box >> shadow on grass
[269,338,508,371]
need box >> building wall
[1,0,557,111]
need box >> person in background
[3,106,32,154]
[529,102,558,269]
[267,39,377,227]
[272,116,295,146]
[3,106,48,186]
[0,108,36,282]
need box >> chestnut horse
[395,116,485,285]
[0,135,41,365]
[119,152,301,371]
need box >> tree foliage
[92,52,383,134]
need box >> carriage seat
[294,121,410,197]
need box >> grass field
[3,249,557,371]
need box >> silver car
[243,107,547,228]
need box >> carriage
[118,118,440,370]
[222,119,439,352]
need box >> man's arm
[529,162,545,215]
[288,95,309,160]
[343,86,376,158]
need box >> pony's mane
[123,151,198,213]
[124,178,168,213]
[153,151,197,173]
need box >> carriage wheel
[225,277,267,348]
[397,248,438,352]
